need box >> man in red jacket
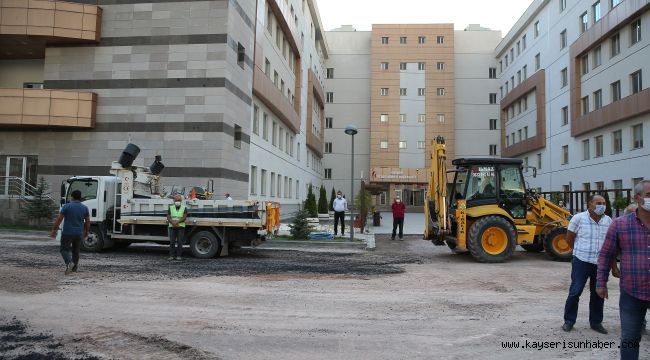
[391,197,406,241]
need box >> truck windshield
[67,180,98,202]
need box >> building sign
[370,168,428,183]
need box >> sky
[315,0,535,36]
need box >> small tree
[329,187,336,212]
[305,184,318,217]
[21,177,57,228]
[289,209,313,239]
[355,181,373,232]
[318,185,328,214]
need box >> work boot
[64,263,72,275]
[591,324,608,334]
[391,237,395,241]
[71,263,78,272]
[399,237,404,241]
[561,322,573,332]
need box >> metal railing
[538,188,633,217]
[0,176,55,203]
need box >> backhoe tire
[521,242,544,252]
[467,216,517,263]
[81,226,104,252]
[190,231,222,259]
[544,227,572,262]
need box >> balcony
[0,0,102,59]
[0,88,97,128]
[252,66,300,133]
[306,69,324,157]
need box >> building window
[593,89,602,110]
[632,124,644,149]
[595,135,604,157]
[611,80,622,102]
[324,168,332,179]
[631,19,642,45]
[562,145,569,164]
[506,135,510,145]
[537,153,542,169]
[437,62,445,71]
[593,46,602,68]
[631,70,643,94]
[234,125,242,149]
[505,54,509,67]
[593,1,601,22]
[612,130,623,153]
[381,36,389,44]
[561,106,569,126]
[580,12,589,33]
[399,141,407,149]
[535,53,540,70]
[380,113,389,123]
[437,36,444,44]
[611,0,622,8]
[326,92,334,102]
[517,70,521,84]
[399,62,407,70]
[260,169,267,196]
[561,68,568,88]
[250,166,257,195]
[400,114,406,122]
[400,36,407,44]
[264,58,271,76]
[266,10,273,33]
[419,88,426,96]
[325,117,333,128]
[489,118,497,130]
[581,55,589,75]
[418,62,426,70]
[417,141,425,149]
[582,139,591,160]
[270,172,275,197]
[418,36,426,44]
[560,29,567,49]
[489,93,497,104]
[400,88,407,96]
[500,60,503,73]
[418,114,426,123]
[278,128,284,151]
[524,126,528,139]
[518,129,522,142]
[326,68,334,78]
[489,67,497,79]
[436,88,444,96]
[237,43,246,68]
[437,114,445,123]
[611,33,620,57]
[380,62,389,70]
[510,48,514,60]
[380,140,388,149]
[272,121,277,146]
[324,142,332,153]
[522,35,527,50]
[581,96,590,115]
[489,144,497,156]
[523,96,528,110]
[534,21,540,38]
[560,0,566,11]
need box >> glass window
[593,1,601,22]
[465,165,497,200]
[66,179,98,202]
[631,19,641,45]
[593,46,602,68]
[632,124,644,149]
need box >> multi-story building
[497,0,649,193]
[0,0,327,213]
[324,24,501,208]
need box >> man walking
[167,194,188,260]
[332,191,347,236]
[391,197,406,241]
[562,194,612,334]
[597,180,650,360]
[50,190,90,275]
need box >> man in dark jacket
[391,197,406,241]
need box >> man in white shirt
[562,194,612,334]
[332,191,347,236]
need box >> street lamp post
[345,125,358,242]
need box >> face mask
[396,199,401,203]
[641,198,650,212]
[593,204,606,215]
[174,201,181,207]
[337,195,341,199]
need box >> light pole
[345,125,358,241]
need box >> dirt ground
[0,230,647,360]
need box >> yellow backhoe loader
[424,136,572,263]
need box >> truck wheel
[467,216,516,263]
[81,226,104,252]
[521,242,544,252]
[190,231,222,259]
[544,227,571,261]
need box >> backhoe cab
[424,139,572,263]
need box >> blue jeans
[620,289,648,360]
[563,257,604,326]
